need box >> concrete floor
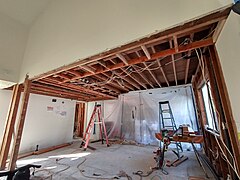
[12,141,214,180]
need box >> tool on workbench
[80,104,109,151]
[159,101,182,158]
[155,126,208,177]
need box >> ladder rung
[162,117,172,119]
[94,122,103,124]
[162,110,170,112]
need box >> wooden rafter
[131,66,154,88]
[98,60,137,90]
[81,65,96,74]
[173,35,179,52]
[143,61,161,87]
[141,45,151,59]
[151,46,169,86]
[116,53,128,65]
[102,72,135,91]
[138,48,161,87]
[184,34,194,84]
[109,59,141,90]
[169,40,177,85]
[43,39,212,85]
[110,57,147,89]
[58,73,72,80]
[32,83,92,101]
[92,75,122,93]
[42,77,116,99]
[94,74,128,92]
[121,67,147,89]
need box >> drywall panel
[0,0,50,26]
[20,94,76,153]
[0,12,28,83]
[0,90,76,153]
[20,0,232,82]
[216,12,240,133]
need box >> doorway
[74,102,86,138]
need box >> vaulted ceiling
[0,0,50,26]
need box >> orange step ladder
[80,104,109,150]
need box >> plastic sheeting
[102,85,198,146]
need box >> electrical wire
[195,48,240,179]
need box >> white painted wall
[0,90,12,141]
[216,11,240,133]
[19,0,232,82]
[0,12,28,83]
[0,90,76,153]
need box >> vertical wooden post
[8,76,31,170]
[0,84,21,170]
[205,54,233,178]
[209,45,240,176]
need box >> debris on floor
[13,141,215,180]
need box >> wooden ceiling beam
[102,72,135,91]
[42,77,116,99]
[58,73,72,80]
[38,79,91,98]
[81,66,96,74]
[121,68,147,89]
[98,60,107,68]
[136,51,161,87]
[67,69,83,77]
[32,83,90,100]
[143,62,161,87]
[173,35,179,52]
[151,46,169,86]
[93,74,126,93]
[109,65,140,90]
[184,51,192,84]
[136,51,162,87]
[116,53,128,65]
[95,61,134,91]
[169,40,177,85]
[131,66,154,88]
[184,34,194,84]
[141,45,151,60]
[91,75,121,94]
[114,68,140,90]
[60,38,213,84]
[31,89,84,101]
[110,57,146,89]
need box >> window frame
[201,81,219,132]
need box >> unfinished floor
[9,141,215,180]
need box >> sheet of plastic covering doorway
[102,85,198,149]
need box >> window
[201,82,219,131]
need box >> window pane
[201,83,218,131]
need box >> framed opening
[201,81,219,131]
